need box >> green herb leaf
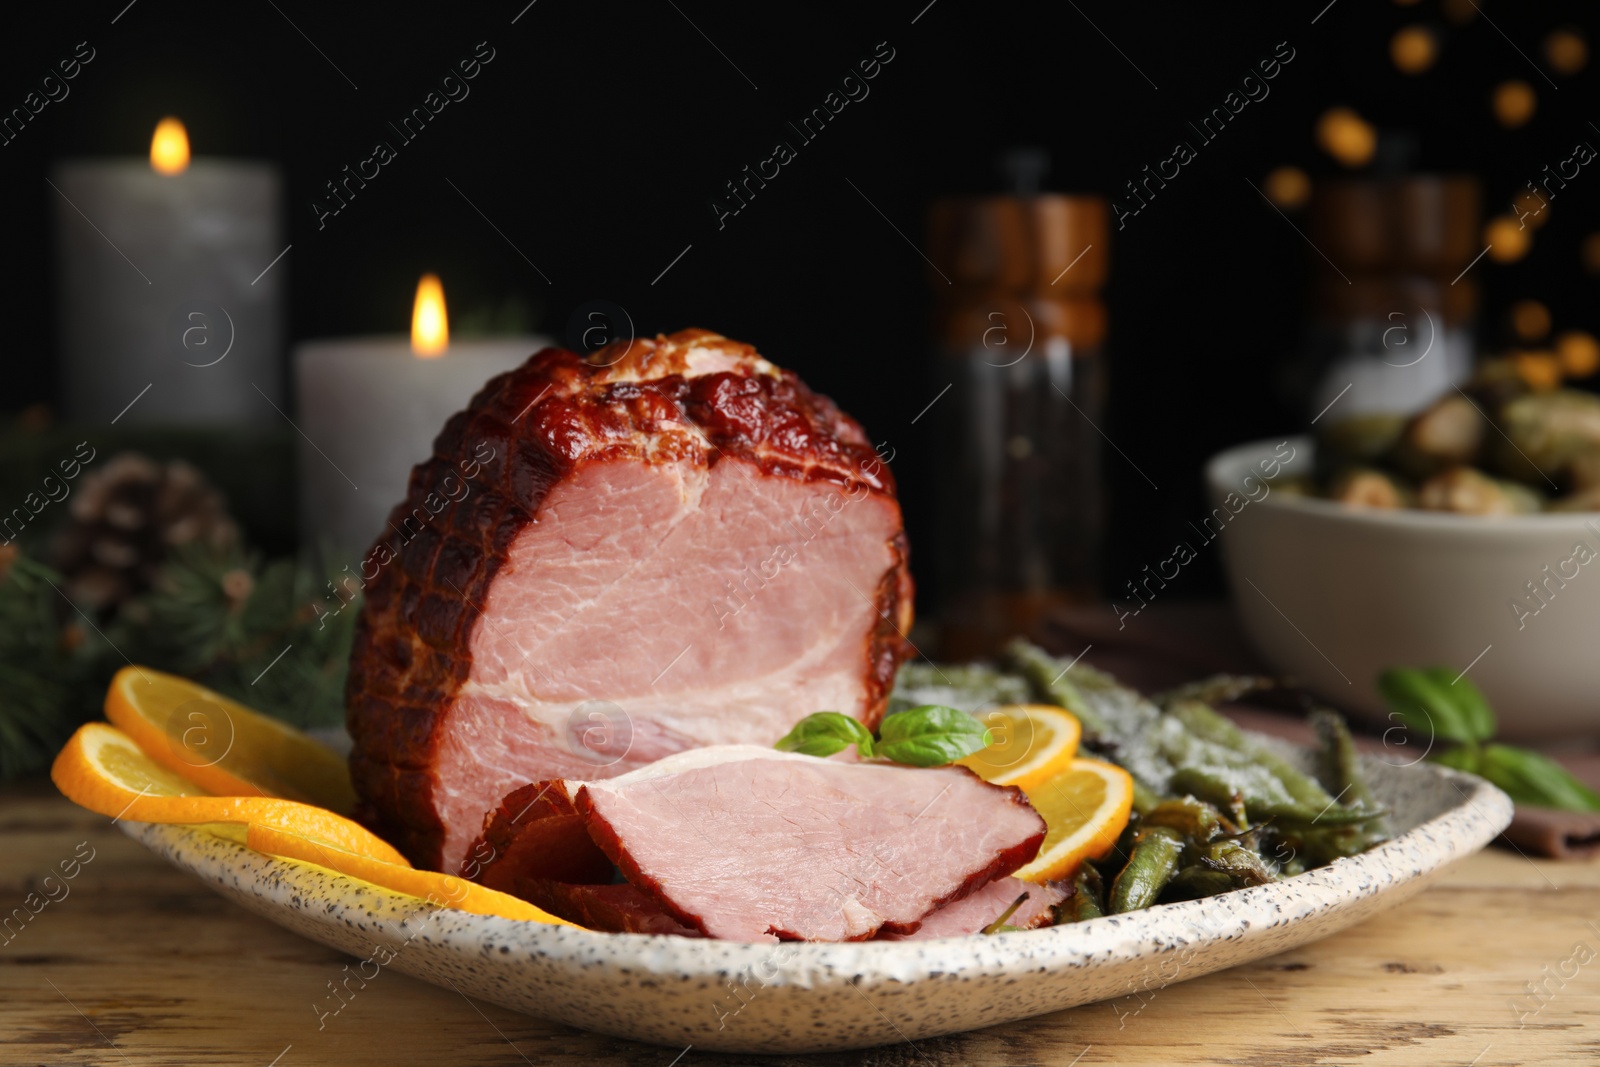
[1422,667,1497,742]
[876,705,993,767]
[1377,669,1480,745]
[774,712,875,759]
[1430,745,1482,775]
[1479,744,1600,813]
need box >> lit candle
[294,274,548,555]
[52,118,285,424]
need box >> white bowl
[122,738,1509,1054]
[1207,436,1600,741]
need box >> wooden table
[4,778,1598,1067]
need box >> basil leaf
[1430,745,1481,775]
[1480,744,1600,812]
[876,705,993,767]
[1377,669,1476,744]
[774,712,875,759]
[1422,667,1497,743]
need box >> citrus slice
[245,824,582,929]
[1012,757,1135,884]
[104,665,356,813]
[51,722,408,867]
[957,704,1082,791]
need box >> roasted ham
[345,330,913,871]
[465,746,1047,942]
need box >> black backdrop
[3,0,1596,608]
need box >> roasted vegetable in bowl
[1313,357,1600,514]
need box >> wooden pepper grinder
[927,162,1110,661]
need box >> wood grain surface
[3,778,1598,1067]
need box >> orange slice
[104,665,356,813]
[957,704,1082,791]
[246,824,581,929]
[1012,757,1135,884]
[51,722,408,867]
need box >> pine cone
[52,453,239,612]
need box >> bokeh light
[1390,27,1437,74]
[1512,188,1551,229]
[1545,29,1589,75]
[1493,80,1537,127]
[1556,331,1600,378]
[1263,166,1311,209]
[1510,299,1551,341]
[1583,232,1600,274]
[1316,108,1377,168]
[1513,351,1562,392]
[1485,216,1532,263]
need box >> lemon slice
[958,704,1082,791]
[1012,757,1135,884]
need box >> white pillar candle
[53,121,284,425]
[294,336,548,556]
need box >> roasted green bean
[1109,826,1184,913]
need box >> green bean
[1168,701,1339,812]
[1155,675,1276,710]
[1199,839,1276,887]
[1142,796,1225,843]
[1162,865,1238,901]
[1310,709,1379,813]
[888,661,1032,715]
[1066,865,1105,922]
[1004,639,1108,734]
[1109,826,1184,913]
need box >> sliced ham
[466,746,1047,942]
[876,877,1068,940]
[345,330,913,871]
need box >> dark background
[3,0,1596,608]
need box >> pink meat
[877,877,1068,940]
[345,330,914,871]
[466,746,1048,942]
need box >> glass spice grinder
[926,192,1110,661]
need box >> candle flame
[150,117,190,175]
[411,274,449,357]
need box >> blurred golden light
[1485,216,1531,263]
[1512,188,1551,229]
[1513,352,1563,392]
[1557,331,1600,378]
[411,274,449,358]
[1316,107,1377,168]
[1545,29,1588,75]
[1583,232,1600,274]
[1263,166,1311,209]
[1391,27,1436,74]
[1493,80,1536,127]
[1510,300,1551,341]
[1441,0,1477,24]
[149,117,190,176]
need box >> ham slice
[876,877,1067,940]
[466,746,1048,942]
[345,330,913,871]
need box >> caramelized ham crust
[466,746,1047,943]
[345,330,913,871]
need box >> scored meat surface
[346,330,913,871]
[465,746,1048,943]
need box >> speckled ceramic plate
[121,739,1512,1054]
